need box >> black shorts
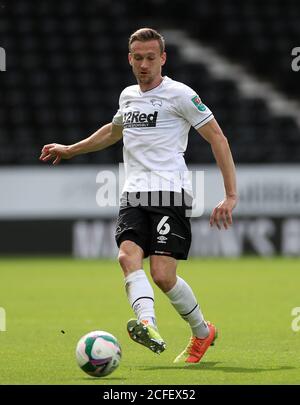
[115,190,193,260]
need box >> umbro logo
[157,235,167,242]
[123,111,158,128]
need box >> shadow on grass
[141,362,297,373]
[74,376,127,382]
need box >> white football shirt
[112,76,214,195]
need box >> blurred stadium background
[0,0,300,258]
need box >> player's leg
[148,194,209,336]
[118,239,156,326]
[148,189,217,363]
[150,254,217,363]
[150,254,209,338]
[118,240,166,354]
[115,194,166,354]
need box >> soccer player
[39,28,237,363]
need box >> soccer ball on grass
[76,330,122,377]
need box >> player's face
[129,40,166,89]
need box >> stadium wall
[0,165,299,257]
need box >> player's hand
[39,143,72,165]
[210,195,237,230]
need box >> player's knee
[118,251,133,274]
[118,241,143,275]
[151,268,174,292]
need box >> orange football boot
[174,322,218,363]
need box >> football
[75,330,122,377]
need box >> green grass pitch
[0,257,299,385]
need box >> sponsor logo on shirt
[191,95,207,112]
[123,111,158,128]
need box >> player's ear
[128,53,132,66]
[161,52,166,66]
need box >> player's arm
[39,123,123,165]
[197,118,238,230]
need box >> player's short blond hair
[129,28,165,54]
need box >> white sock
[165,276,209,338]
[124,269,157,328]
